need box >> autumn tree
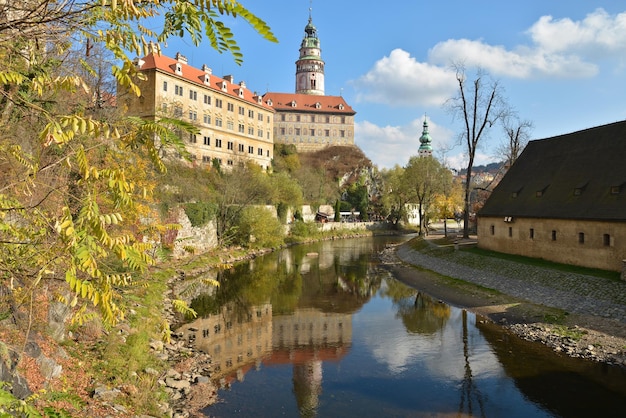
[379,165,408,227]
[446,65,509,238]
[0,1,277,330]
[403,156,449,236]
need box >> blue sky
[155,1,626,170]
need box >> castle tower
[418,117,433,157]
[295,9,325,95]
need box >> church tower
[418,117,433,157]
[295,9,325,95]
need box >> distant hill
[458,162,503,176]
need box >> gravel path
[395,240,626,325]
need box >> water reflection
[173,237,626,417]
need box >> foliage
[288,220,322,240]
[233,206,284,249]
[183,201,216,227]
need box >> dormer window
[611,185,622,195]
[573,181,588,196]
[315,102,321,109]
[291,101,297,107]
[175,63,182,75]
[338,104,344,110]
[536,185,549,197]
[203,74,210,85]
[220,81,227,92]
[237,88,244,98]
[267,99,273,106]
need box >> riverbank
[383,236,626,367]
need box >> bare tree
[499,115,533,168]
[446,64,509,238]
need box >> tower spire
[418,115,433,157]
[295,3,325,95]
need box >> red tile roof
[263,92,356,115]
[136,53,274,111]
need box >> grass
[409,235,620,281]
[465,247,620,281]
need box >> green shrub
[183,202,215,227]
[234,206,285,249]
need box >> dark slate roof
[479,120,626,221]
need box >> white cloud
[352,49,457,107]
[528,9,626,56]
[356,118,456,170]
[428,8,626,79]
[429,39,597,79]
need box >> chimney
[175,52,188,64]
[223,75,234,83]
[202,64,212,75]
[238,80,246,89]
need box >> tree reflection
[381,279,451,335]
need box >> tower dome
[418,117,433,157]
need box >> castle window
[163,81,168,92]
[529,228,534,239]
[551,230,557,241]
[215,139,222,148]
[238,144,244,152]
[174,85,183,96]
[604,234,612,246]
[508,227,513,237]
[490,225,495,235]
[578,232,585,244]
[227,141,234,150]
[203,136,210,146]
[248,146,253,154]
[204,94,211,105]
[189,90,197,101]
[227,103,234,112]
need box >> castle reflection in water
[175,239,382,413]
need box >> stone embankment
[383,238,626,368]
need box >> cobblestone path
[395,241,626,324]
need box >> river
[175,236,626,417]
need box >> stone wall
[478,216,626,272]
[171,207,219,258]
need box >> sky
[154,1,626,171]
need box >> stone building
[118,50,275,170]
[264,12,356,153]
[477,120,626,272]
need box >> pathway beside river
[384,235,626,367]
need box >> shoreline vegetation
[4,228,626,417]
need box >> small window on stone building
[578,232,585,244]
[551,230,557,241]
[603,234,611,246]
[490,225,495,235]
[611,185,622,195]
[508,227,513,237]
[529,228,534,239]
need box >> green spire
[418,116,433,156]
